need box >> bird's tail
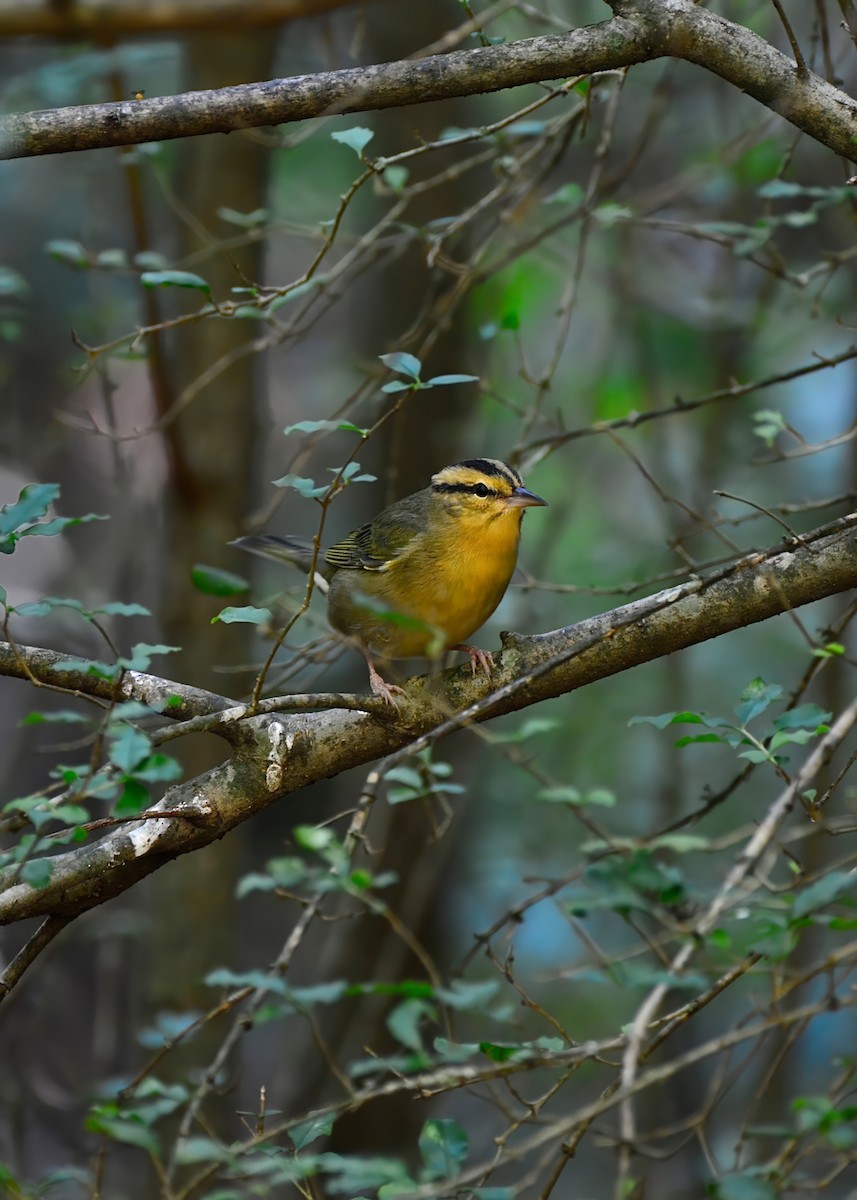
[231,534,330,592]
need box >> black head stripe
[456,458,518,485]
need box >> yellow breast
[337,507,523,659]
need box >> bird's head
[430,458,547,523]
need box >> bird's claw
[368,667,406,706]
[454,644,495,678]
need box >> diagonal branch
[0,512,855,930]
[2,0,857,161]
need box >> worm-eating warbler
[233,458,547,703]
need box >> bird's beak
[507,485,548,509]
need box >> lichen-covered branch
[2,0,856,161]
[1,513,854,927]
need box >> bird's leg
[452,644,495,677]
[361,646,406,706]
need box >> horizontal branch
[0,642,234,722]
[1,513,855,927]
[2,0,856,161]
[0,20,645,159]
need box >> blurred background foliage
[2,1,857,1197]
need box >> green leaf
[236,856,307,897]
[772,704,832,731]
[20,513,107,542]
[536,786,615,806]
[271,473,330,498]
[291,1113,335,1151]
[479,1041,523,1063]
[490,717,557,743]
[384,766,423,790]
[51,804,89,826]
[289,981,347,1007]
[0,265,30,298]
[752,409,787,448]
[13,598,82,617]
[331,126,374,156]
[46,239,89,267]
[435,979,499,1010]
[419,1118,468,1179]
[118,644,180,671]
[116,779,150,815]
[20,709,89,726]
[94,247,129,270]
[749,919,796,960]
[593,202,632,225]
[737,748,772,764]
[424,373,479,387]
[268,281,318,311]
[191,564,248,597]
[652,833,710,853]
[134,250,169,270]
[0,482,60,539]
[21,859,53,889]
[174,1136,233,1165]
[734,678,782,725]
[629,711,704,730]
[283,419,359,436]
[769,727,824,752]
[141,270,210,293]
[758,179,803,199]
[433,1038,479,1065]
[708,1172,777,1200]
[379,351,422,379]
[545,181,585,205]
[212,605,272,625]
[335,462,376,484]
[217,206,269,227]
[236,859,307,897]
[581,787,616,807]
[85,1109,161,1156]
[109,725,152,773]
[133,754,182,784]
[382,165,409,193]
[294,825,336,853]
[675,733,725,748]
[380,379,414,394]
[92,601,151,617]
[387,998,434,1052]
[792,870,855,919]
[618,963,708,990]
[205,966,285,994]
[813,641,844,658]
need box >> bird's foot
[367,662,406,706]
[453,644,495,677]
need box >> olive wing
[325,491,428,572]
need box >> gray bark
[3,1,857,163]
[1,512,855,926]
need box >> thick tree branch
[2,0,856,161]
[1,513,855,927]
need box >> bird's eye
[473,482,490,498]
